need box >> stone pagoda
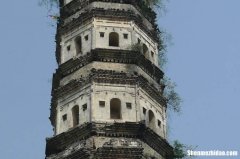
[45,0,174,158]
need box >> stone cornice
[58,49,163,83]
[52,147,143,159]
[59,0,157,24]
[46,122,174,159]
[95,147,143,159]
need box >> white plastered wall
[60,19,159,65]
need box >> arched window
[72,105,79,127]
[109,32,119,47]
[142,44,149,58]
[151,51,154,58]
[110,98,121,119]
[148,110,156,130]
[75,36,82,55]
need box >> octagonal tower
[46,0,174,158]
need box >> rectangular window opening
[123,33,128,39]
[99,101,105,107]
[126,103,132,109]
[62,114,67,121]
[100,32,105,37]
[138,38,141,44]
[158,120,161,127]
[151,51,154,57]
[84,35,89,41]
[143,107,146,115]
[82,103,87,111]
[67,45,71,51]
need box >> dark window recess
[123,33,128,39]
[110,98,121,119]
[126,103,132,109]
[75,36,82,54]
[67,45,71,51]
[158,120,161,127]
[72,105,79,127]
[143,44,148,56]
[100,32,105,37]
[149,110,156,130]
[84,35,89,41]
[143,107,146,115]
[151,51,154,57]
[138,38,141,44]
[109,32,119,47]
[82,104,87,111]
[99,101,105,107]
[62,114,67,121]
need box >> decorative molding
[57,49,163,83]
[59,0,157,25]
[46,122,174,159]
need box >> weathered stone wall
[138,89,167,138]
[46,136,166,159]
[56,85,91,134]
[55,81,166,137]
[91,84,138,122]
[60,22,93,63]
[60,19,158,65]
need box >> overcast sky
[0,0,239,159]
